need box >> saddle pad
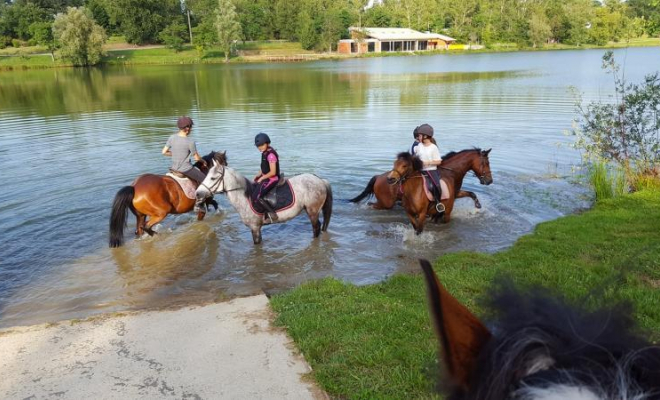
[422,175,450,202]
[166,173,197,199]
[249,180,296,215]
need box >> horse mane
[396,152,423,172]
[442,147,482,161]
[243,178,255,199]
[463,278,660,400]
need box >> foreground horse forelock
[196,156,332,244]
[419,260,660,400]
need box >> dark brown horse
[387,148,492,234]
[109,151,227,248]
[349,149,491,210]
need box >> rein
[199,166,244,195]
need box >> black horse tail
[109,186,135,248]
[348,175,377,203]
[321,181,333,232]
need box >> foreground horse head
[419,260,660,400]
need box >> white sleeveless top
[414,143,441,171]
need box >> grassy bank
[1,37,658,71]
[271,188,660,399]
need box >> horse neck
[222,168,254,218]
[447,152,478,173]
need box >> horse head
[196,151,227,174]
[474,148,493,185]
[196,151,230,201]
[387,152,423,184]
[419,259,660,400]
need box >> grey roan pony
[195,154,332,244]
[419,259,660,400]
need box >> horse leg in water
[456,190,481,209]
[250,227,263,245]
[306,206,322,238]
[135,212,146,236]
[143,212,167,236]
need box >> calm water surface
[1,47,659,328]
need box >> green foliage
[52,7,106,66]
[159,22,187,52]
[297,5,317,51]
[105,0,181,44]
[214,0,241,62]
[588,161,627,201]
[573,52,660,168]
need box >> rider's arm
[258,162,277,182]
[162,145,172,157]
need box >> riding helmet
[417,123,434,137]
[177,116,194,129]
[254,132,271,146]
[413,126,419,138]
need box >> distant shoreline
[1,38,658,71]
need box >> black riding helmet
[413,126,419,138]
[254,132,271,146]
[417,123,434,137]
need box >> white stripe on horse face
[514,385,601,400]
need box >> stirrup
[435,202,445,213]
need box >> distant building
[337,27,456,54]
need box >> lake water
[1,47,658,328]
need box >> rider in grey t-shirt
[162,116,209,212]
[162,116,206,183]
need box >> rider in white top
[413,123,443,203]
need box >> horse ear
[419,259,491,391]
[484,148,492,156]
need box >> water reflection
[112,223,218,288]
[1,48,658,327]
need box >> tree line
[1,0,658,56]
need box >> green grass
[271,188,660,399]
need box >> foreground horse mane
[420,260,660,400]
[396,152,424,171]
[442,147,482,161]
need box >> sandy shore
[0,295,326,399]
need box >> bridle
[473,153,491,184]
[199,164,243,195]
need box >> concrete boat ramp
[0,295,326,399]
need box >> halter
[199,164,244,195]
[473,153,490,184]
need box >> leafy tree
[52,6,106,66]
[106,0,181,44]
[298,2,317,50]
[274,0,300,40]
[573,51,660,169]
[364,4,392,27]
[214,0,241,62]
[84,0,114,32]
[529,9,552,47]
[159,21,188,51]
[28,21,56,59]
[235,0,269,41]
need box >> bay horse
[109,151,226,248]
[419,259,660,400]
[349,149,491,210]
[195,157,332,245]
[387,148,493,234]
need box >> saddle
[422,174,450,202]
[250,179,295,215]
[166,170,198,200]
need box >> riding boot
[259,198,279,223]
